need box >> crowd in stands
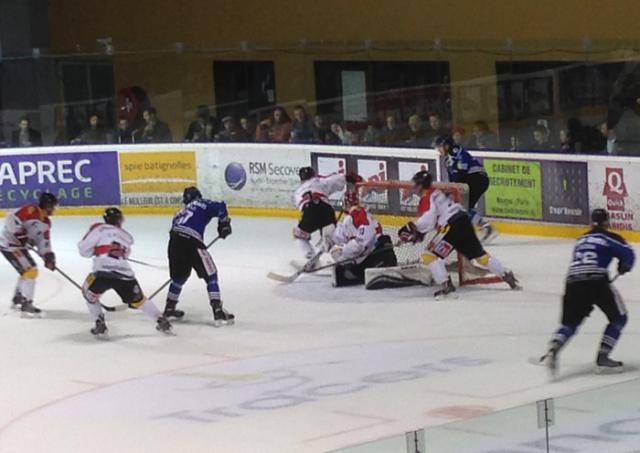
[0,104,622,155]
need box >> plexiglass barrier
[330,377,640,452]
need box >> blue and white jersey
[171,199,228,243]
[445,146,485,183]
[567,228,635,282]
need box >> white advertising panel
[588,160,640,231]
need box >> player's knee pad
[293,226,311,241]
[21,267,38,279]
[476,254,490,266]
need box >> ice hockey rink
[0,214,639,453]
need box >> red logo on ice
[602,168,628,211]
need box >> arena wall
[0,144,637,241]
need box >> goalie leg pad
[365,264,433,290]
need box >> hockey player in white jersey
[77,208,172,336]
[293,166,362,268]
[327,191,397,286]
[398,171,520,298]
[0,193,58,315]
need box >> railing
[330,377,640,452]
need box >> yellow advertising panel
[119,151,196,194]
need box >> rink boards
[0,143,639,240]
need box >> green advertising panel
[484,159,542,219]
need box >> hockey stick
[147,236,221,300]
[51,266,126,313]
[26,247,126,312]
[126,257,168,270]
[267,243,396,283]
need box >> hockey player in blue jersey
[435,135,495,242]
[540,209,635,375]
[163,187,234,326]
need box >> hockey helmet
[591,208,609,227]
[38,192,58,210]
[104,207,124,226]
[182,186,202,204]
[299,166,316,181]
[434,135,455,152]
[412,170,433,189]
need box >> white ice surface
[0,215,639,453]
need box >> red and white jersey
[78,223,135,279]
[293,174,346,211]
[415,189,464,234]
[0,204,52,255]
[332,207,381,261]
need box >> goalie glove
[398,222,425,244]
[217,217,232,239]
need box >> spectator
[468,120,499,149]
[113,117,134,144]
[256,106,291,143]
[557,129,573,153]
[405,114,429,147]
[426,112,448,143]
[215,116,242,142]
[238,117,254,141]
[72,113,108,145]
[290,105,314,143]
[134,107,173,143]
[185,105,215,142]
[451,126,466,146]
[599,121,617,154]
[379,115,406,146]
[311,115,338,144]
[362,123,380,146]
[11,117,42,147]
[331,123,354,145]
[527,125,551,151]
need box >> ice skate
[539,348,559,378]
[502,271,522,290]
[11,293,24,311]
[434,277,457,300]
[211,300,235,327]
[156,316,173,334]
[596,353,624,374]
[90,315,108,336]
[20,300,42,317]
[480,222,498,243]
[163,300,185,319]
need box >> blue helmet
[182,186,202,204]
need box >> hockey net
[355,180,503,286]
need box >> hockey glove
[44,252,56,271]
[618,261,632,275]
[345,171,364,185]
[398,222,425,244]
[218,217,232,239]
[329,245,344,262]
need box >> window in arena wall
[314,61,451,127]
[58,59,115,139]
[213,61,276,122]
